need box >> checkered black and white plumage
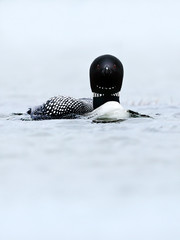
[27,96,93,120]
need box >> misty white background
[0,0,180,108]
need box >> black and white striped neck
[93,92,120,109]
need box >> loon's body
[28,54,147,121]
[28,96,93,120]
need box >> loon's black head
[90,54,124,109]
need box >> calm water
[1,0,180,239]
[0,101,180,240]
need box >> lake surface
[0,100,180,240]
[0,0,180,239]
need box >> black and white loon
[27,54,149,121]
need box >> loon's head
[90,54,124,109]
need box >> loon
[27,54,125,120]
[27,54,149,121]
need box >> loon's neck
[93,93,120,109]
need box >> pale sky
[0,0,180,102]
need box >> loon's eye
[96,64,100,70]
[113,64,117,69]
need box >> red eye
[97,64,100,70]
[113,64,117,69]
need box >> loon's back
[28,96,93,120]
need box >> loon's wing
[28,96,93,120]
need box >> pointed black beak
[102,65,111,76]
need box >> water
[1,0,180,239]
[1,104,180,240]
